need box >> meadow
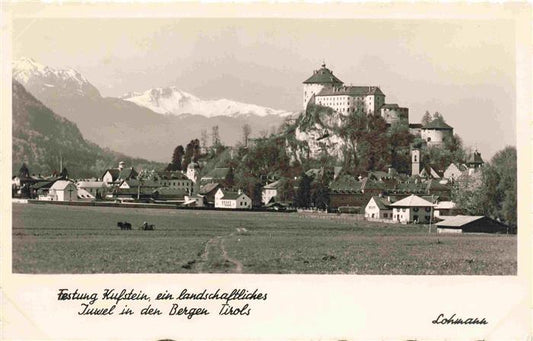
[12,203,516,275]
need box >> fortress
[303,63,452,147]
[303,63,408,124]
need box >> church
[303,63,409,124]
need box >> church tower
[302,62,343,110]
[187,162,199,184]
[411,149,420,176]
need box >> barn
[436,215,509,234]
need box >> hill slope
[12,80,164,178]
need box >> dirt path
[220,237,243,273]
[195,232,243,273]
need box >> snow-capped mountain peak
[121,86,295,118]
[12,57,100,98]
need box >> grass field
[12,203,517,275]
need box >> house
[154,171,192,193]
[77,188,95,200]
[200,167,232,185]
[364,196,393,220]
[408,123,423,136]
[152,187,187,203]
[112,187,153,201]
[183,194,206,207]
[443,163,468,181]
[424,179,451,200]
[47,180,78,201]
[390,194,434,224]
[199,182,221,206]
[434,201,458,218]
[262,180,282,205]
[31,181,54,200]
[77,181,107,199]
[119,179,159,190]
[328,175,363,209]
[436,215,508,234]
[214,189,252,209]
[419,165,442,179]
[465,150,484,171]
[379,103,409,125]
[102,161,138,185]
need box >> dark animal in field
[139,222,155,231]
[117,222,132,230]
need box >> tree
[60,167,69,179]
[224,167,235,188]
[432,111,445,123]
[294,172,312,208]
[211,125,220,147]
[421,111,432,126]
[387,121,413,173]
[242,124,252,147]
[19,163,29,177]
[200,129,208,150]
[452,146,517,228]
[182,139,200,170]
[488,146,517,226]
[444,134,466,163]
[311,179,330,210]
[167,145,184,171]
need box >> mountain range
[13,58,295,162]
[12,79,164,178]
[121,86,293,118]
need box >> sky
[13,18,516,159]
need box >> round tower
[302,62,343,110]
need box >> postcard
[1,2,531,340]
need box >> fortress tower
[302,62,343,110]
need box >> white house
[390,194,434,224]
[364,196,393,220]
[48,180,78,201]
[434,201,457,218]
[262,180,281,205]
[102,161,138,185]
[214,189,252,209]
[77,181,107,198]
[443,163,468,181]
